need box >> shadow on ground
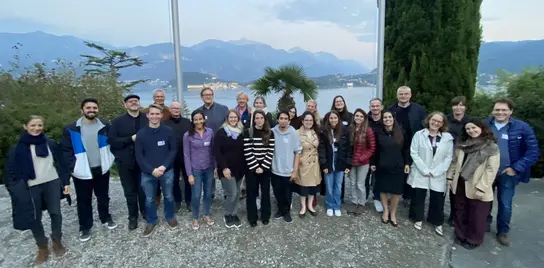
[1,179,457,268]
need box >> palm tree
[251,63,318,111]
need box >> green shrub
[0,61,126,183]
[470,69,544,178]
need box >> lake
[136,87,378,115]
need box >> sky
[0,0,543,68]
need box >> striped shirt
[243,128,275,171]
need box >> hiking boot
[496,233,510,247]
[128,218,138,231]
[35,245,49,265]
[167,219,179,229]
[52,238,67,256]
[143,224,157,237]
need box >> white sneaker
[374,200,384,213]
[334,210,342,217]
[326,209,334,217]
[256,197,261,210]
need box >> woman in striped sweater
[243,110,275,227]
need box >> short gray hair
[152,88,166,97]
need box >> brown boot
[35,245,49,265]
[355,205,365,216]
[52,238,67,256]
[496,233,510,247]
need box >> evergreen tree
[384,0,482,112]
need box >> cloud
[273,0,377,42]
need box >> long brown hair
[251,110,271,145]
[382,111,404,149]
[349,108,368,144]
[322,110,344,144]
[300,111,320,135]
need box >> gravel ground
[0,179,454,268]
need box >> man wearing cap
[108,94,149,230]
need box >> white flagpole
[171,0,184,103]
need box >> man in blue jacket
[135,104,178,237]
[61,98,117,242]
[485,98,540,247]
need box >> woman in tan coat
[294,111,322,217]
[447,118,500,250]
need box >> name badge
[342,121,348,126]
[205,115,208,120]
[283,137,289,143]
[157,141,165,146]
[501,134,509,140]
[204,141,211,146]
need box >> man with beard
[108,94,148,230]
[61,98,117,242]
[163,101,192,212]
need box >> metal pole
[171,0,184,103]
[376,0,385,99]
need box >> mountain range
[0,31,367,82]
[0,31,543,83]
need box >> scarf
[455,137,499,181]
[224,124,242,140]
[14,132,49,181]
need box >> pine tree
[384,0,482,112]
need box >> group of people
[4,85,540,265]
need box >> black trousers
[402,174,413,200]
[30,179,62,247]
[118,164,146,220]
[73,167,112,232]
[246,172,271,223]
[409,188,445,226]
[171,159,191,204]
[271,174,292,215]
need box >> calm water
[137,87,377,115]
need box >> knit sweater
[243,128,275,171]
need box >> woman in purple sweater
[183,110,215,230]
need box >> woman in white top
[408,112,454,236]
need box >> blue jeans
[141,169,175,225]
[325,171,344,210]
[191,168,214,220]
[489,173,519,235]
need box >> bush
[470,69,544,178]
[0,61,126,183]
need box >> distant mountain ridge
[0,31,543,83]
[0,31,367,82]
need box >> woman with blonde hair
[408,111,454,236]
[213,109,245,228]
[5,115,70,264]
